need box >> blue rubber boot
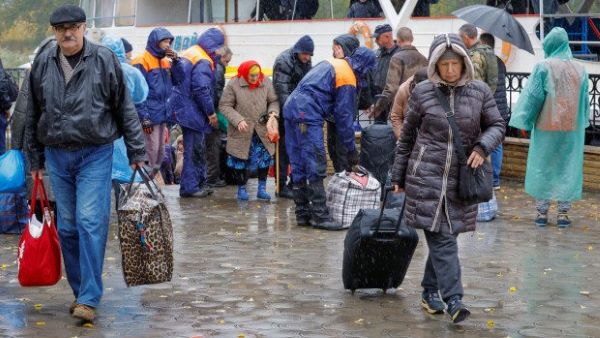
[256,180,271,201]
[237,185,249,201]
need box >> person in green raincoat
[509,27,589,229]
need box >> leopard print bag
[117,170,173,286]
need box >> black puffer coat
[272,47,311,109]
[391,33,505,234]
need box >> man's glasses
[53,23,83,34]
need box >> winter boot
[237,185,249,201]
[256,180,271,201]
[292,182,312,226]
[276,182,294,199]
[308,179,343,230]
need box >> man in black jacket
[371,24,399,122]
[480,33,509,189]
[206,47,232,188]
[272,35,313,198]
[25,4,145,323]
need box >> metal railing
[5,68,28,88]
[358,72,600,147]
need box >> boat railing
[358,72,600,147]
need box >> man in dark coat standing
[371,27,428,118]
[0,58,18,154]
[347,0,381,18]
[480,33,509,189]
[272,35,314,198]
[25,4,146,322]
[206,46,232,188]
[370,24,399,122]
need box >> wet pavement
[1,179,600,338]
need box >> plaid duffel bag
[326,167,381,229]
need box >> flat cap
[49,4,86,26]
[373,24,392,39]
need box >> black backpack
[359,121,396,186]
[0,70,18,111]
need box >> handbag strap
[434,87,467,165]
[27,174,41,219]
[125,166,159,200]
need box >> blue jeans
[45,144,113,308]
[490,144,503,187]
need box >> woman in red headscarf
[219,60,279,201]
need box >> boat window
[94,0,115,27]
[115,0,136,26]
[136,0,189,25]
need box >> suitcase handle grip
[375,187,406,235]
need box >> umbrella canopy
[453,5,534,55]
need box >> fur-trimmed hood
[427,33,474,87]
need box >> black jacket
[25,39,145,171]
[272,48,312,109]
[347,1,380,18]
[371,45,399,97]
[494,56,509,122]
[214,62,226,110]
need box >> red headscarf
[237,60,264,90]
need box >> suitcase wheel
[351,289,356,295]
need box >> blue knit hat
[373,24,392,39]
[292,35,314,55]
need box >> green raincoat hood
[543,27,573,60]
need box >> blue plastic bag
[112,138,142,183]
[0,150,26,193]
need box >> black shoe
[180,188,211,198]
[276,186,294,199]
[207,179,227,188]
[296,216,312,227]
[421,290,445,314]
[312,219,344,231]
[446,297,470,324]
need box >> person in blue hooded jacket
[170,28,225,198]
[284,46,376,230]
[102,36,149,209]
[132,27,177,177]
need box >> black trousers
[326,120,348,173]
[205,128,222,182]
[277,117,291,188]
[420,229,464,302]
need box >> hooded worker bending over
[283,46,376,230]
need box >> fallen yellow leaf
[34,304,43,310]
[509,287,517,293]
[487,319,495,329]
[36,321,46,326]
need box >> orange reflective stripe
[181,45,215,71]
[131,51,171,72]
[328,58,356,88]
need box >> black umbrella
[453,5,535,55]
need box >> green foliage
[315,0,350,19]
[0,0,77,52]
[0,47,29,68]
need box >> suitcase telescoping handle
[374,187,406,234]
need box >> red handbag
[17,174,62,286]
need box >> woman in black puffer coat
[391,33,505,324]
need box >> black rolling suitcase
[342,189,418,293]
